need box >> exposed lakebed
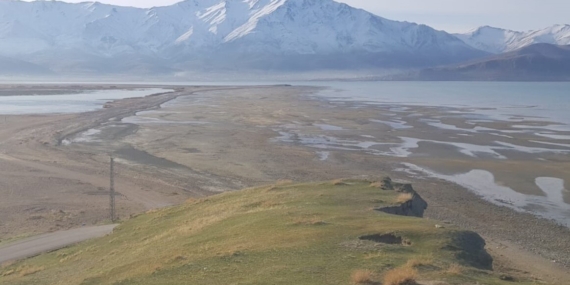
[64,82,570,227]
[294,82,570,226]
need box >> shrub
[406,256,434,268]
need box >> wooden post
[110,157,116,223]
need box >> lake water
[310,81,570,127]
[0,88,172,115]
[9,81,567,124]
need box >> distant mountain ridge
[0,0,486,75]
[385,43,570,81]
[455,25,570,54]
[0,55,54,76]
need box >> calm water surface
[311,81,570,127]
[0,88,172,115]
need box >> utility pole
[109,156,116,223]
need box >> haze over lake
[314,81,570,127]
[0,88,172,114]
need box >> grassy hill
[0,179,535,285]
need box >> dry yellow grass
[0,261,15,269]
[370,181,382,188]
[370,177,393,189]
[0,180,519,285]
[383,266,418,285]
[351,269,374,284]
[396,193,414,203]
[1,264,45,277]
[17,266,45,277]
[332,179,347,186]
[446,263,463,275]
[291,216,327,226]
[59,253,82,263]
[184,198,197,204]
[261,200,281,208]
[1,270,14,277]
[406,256,434,268]
[145,209,160,214]
[263,185,278,192]
[364,251,388,260]
[275,179,293,185]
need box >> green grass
[0,180,539,284]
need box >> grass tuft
[351,269,375,284]
[0,261,15,269]
[292,216,328,226]
[405,256,434,268]
[1,270,14,277]
[275,179,293,185]
[370,182,383,188]
[332,179,347,186]
[184,198,197,204]
[396,193,413,204]
[383,265,418,285]
[17,266,45,277]
[370,177,393,190]
[446,263,463,275]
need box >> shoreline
[0,84,568,283]
[304,87,570,225]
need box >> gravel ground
[401,171,570,268]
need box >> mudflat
[0,84,569,283]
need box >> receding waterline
[402,163,570,227]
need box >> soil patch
[114,146,189,169]
[359,233,411,246]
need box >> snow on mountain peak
[0,0,474,55]
[224,0,286,42]
[456,24,570,54]
[0,0,486,73]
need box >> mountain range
[0,0,568,79]
[455,25,570,54]
[384,44,570,81]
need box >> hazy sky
[23,0,570,33]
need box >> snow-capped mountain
[455,25,570,54]
[0,0,486,75]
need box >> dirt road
[0,225,117,264]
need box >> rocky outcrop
[372,177,493,270]
[359,233,412,246]
[378,196,427,218]
[444,231,494,270]
[375,177,428,218]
